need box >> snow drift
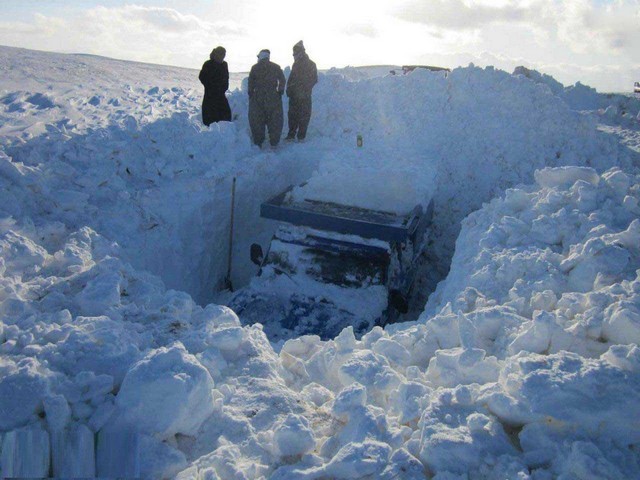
[1,46,640,478]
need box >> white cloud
[92,5,213,34]
[343,24,379,38]
[394,0,542,30]
[394,0,640,61]
[554,0,640,57]
[0,5,246,69]
[0,1,637,91]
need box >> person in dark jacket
[285,41,318,141]
[199,46,232,126]
[248,49,286,147]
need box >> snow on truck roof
[290,166,434,215]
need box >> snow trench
[2,47,640,478]
[2,62,637,310]
[2,114,319,305]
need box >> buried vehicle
[228,185,433,342]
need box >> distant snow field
[1,45,640,478]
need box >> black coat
[248,60,286,103]
[199,59,231,125]
[286,53,317,99]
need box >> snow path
[1,46,640,478]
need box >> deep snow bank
[0,219,304,477]
[275,166,640,478]
[420,165,640,358]
[303,65,637,265]
[2,47,640,478]
[0,46,318,304]
[2,166,639,478]
[2,46,637,307]
[514,65,640,124]
[0,122,316,304]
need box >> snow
[1,45,640,478]
[272,414,316,458]
[115,344,215,438]
[1,425,51,477]
[290,162,435,214]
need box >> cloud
[94,5,212,34]
[0,13,66,37]
[0,5,247,69]
[394,0,543,30]
[0,1,637,90]
[394,0,640,61]
[554,0,640,56]
[343,23,379,38]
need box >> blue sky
[1,0,638,91]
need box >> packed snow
[1,44,640,478]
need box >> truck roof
[261,185,431,243]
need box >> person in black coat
[248,49,286,147]
[199,46,232,126]
[285,41,318,141]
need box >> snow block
[116,343,215,438]
[425,347,500,387]
[273,414,316,457]
[96,425,140,477]
[51,423,95,477]
[1,425,51,477]
[139,434,188,479]
[418,394,516,475]
[534,166,599,189]
[0,358,48,430]
[603,302,640,345]
[43,394,72,431]
[75,270,123,316]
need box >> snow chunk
[43,394,72,431]
[534,166,600,189]
[273,414,316,458]
[418,386,516,475]
[0,358,49,430]
[115,343,214,438]
[426,347,501,387]
[50,423,95,477]
[1,425,51,477]
[602,301,640,345]
[139,434,188,479]
[75,270,123,316]
[493,350,640,444]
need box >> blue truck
[228,185,433,342]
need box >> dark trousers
[249,96,283,147]
[287,96,312,139]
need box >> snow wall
[3,52,636,306]
[1,47,640,477]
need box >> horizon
[1,1,639,92]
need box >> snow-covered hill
[1,45,639,478]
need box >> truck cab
[228,185,433,342]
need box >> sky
[0,0,639,92]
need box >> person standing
[285,41,318,141]
[248,49,286,148]
[199,46,232,125]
